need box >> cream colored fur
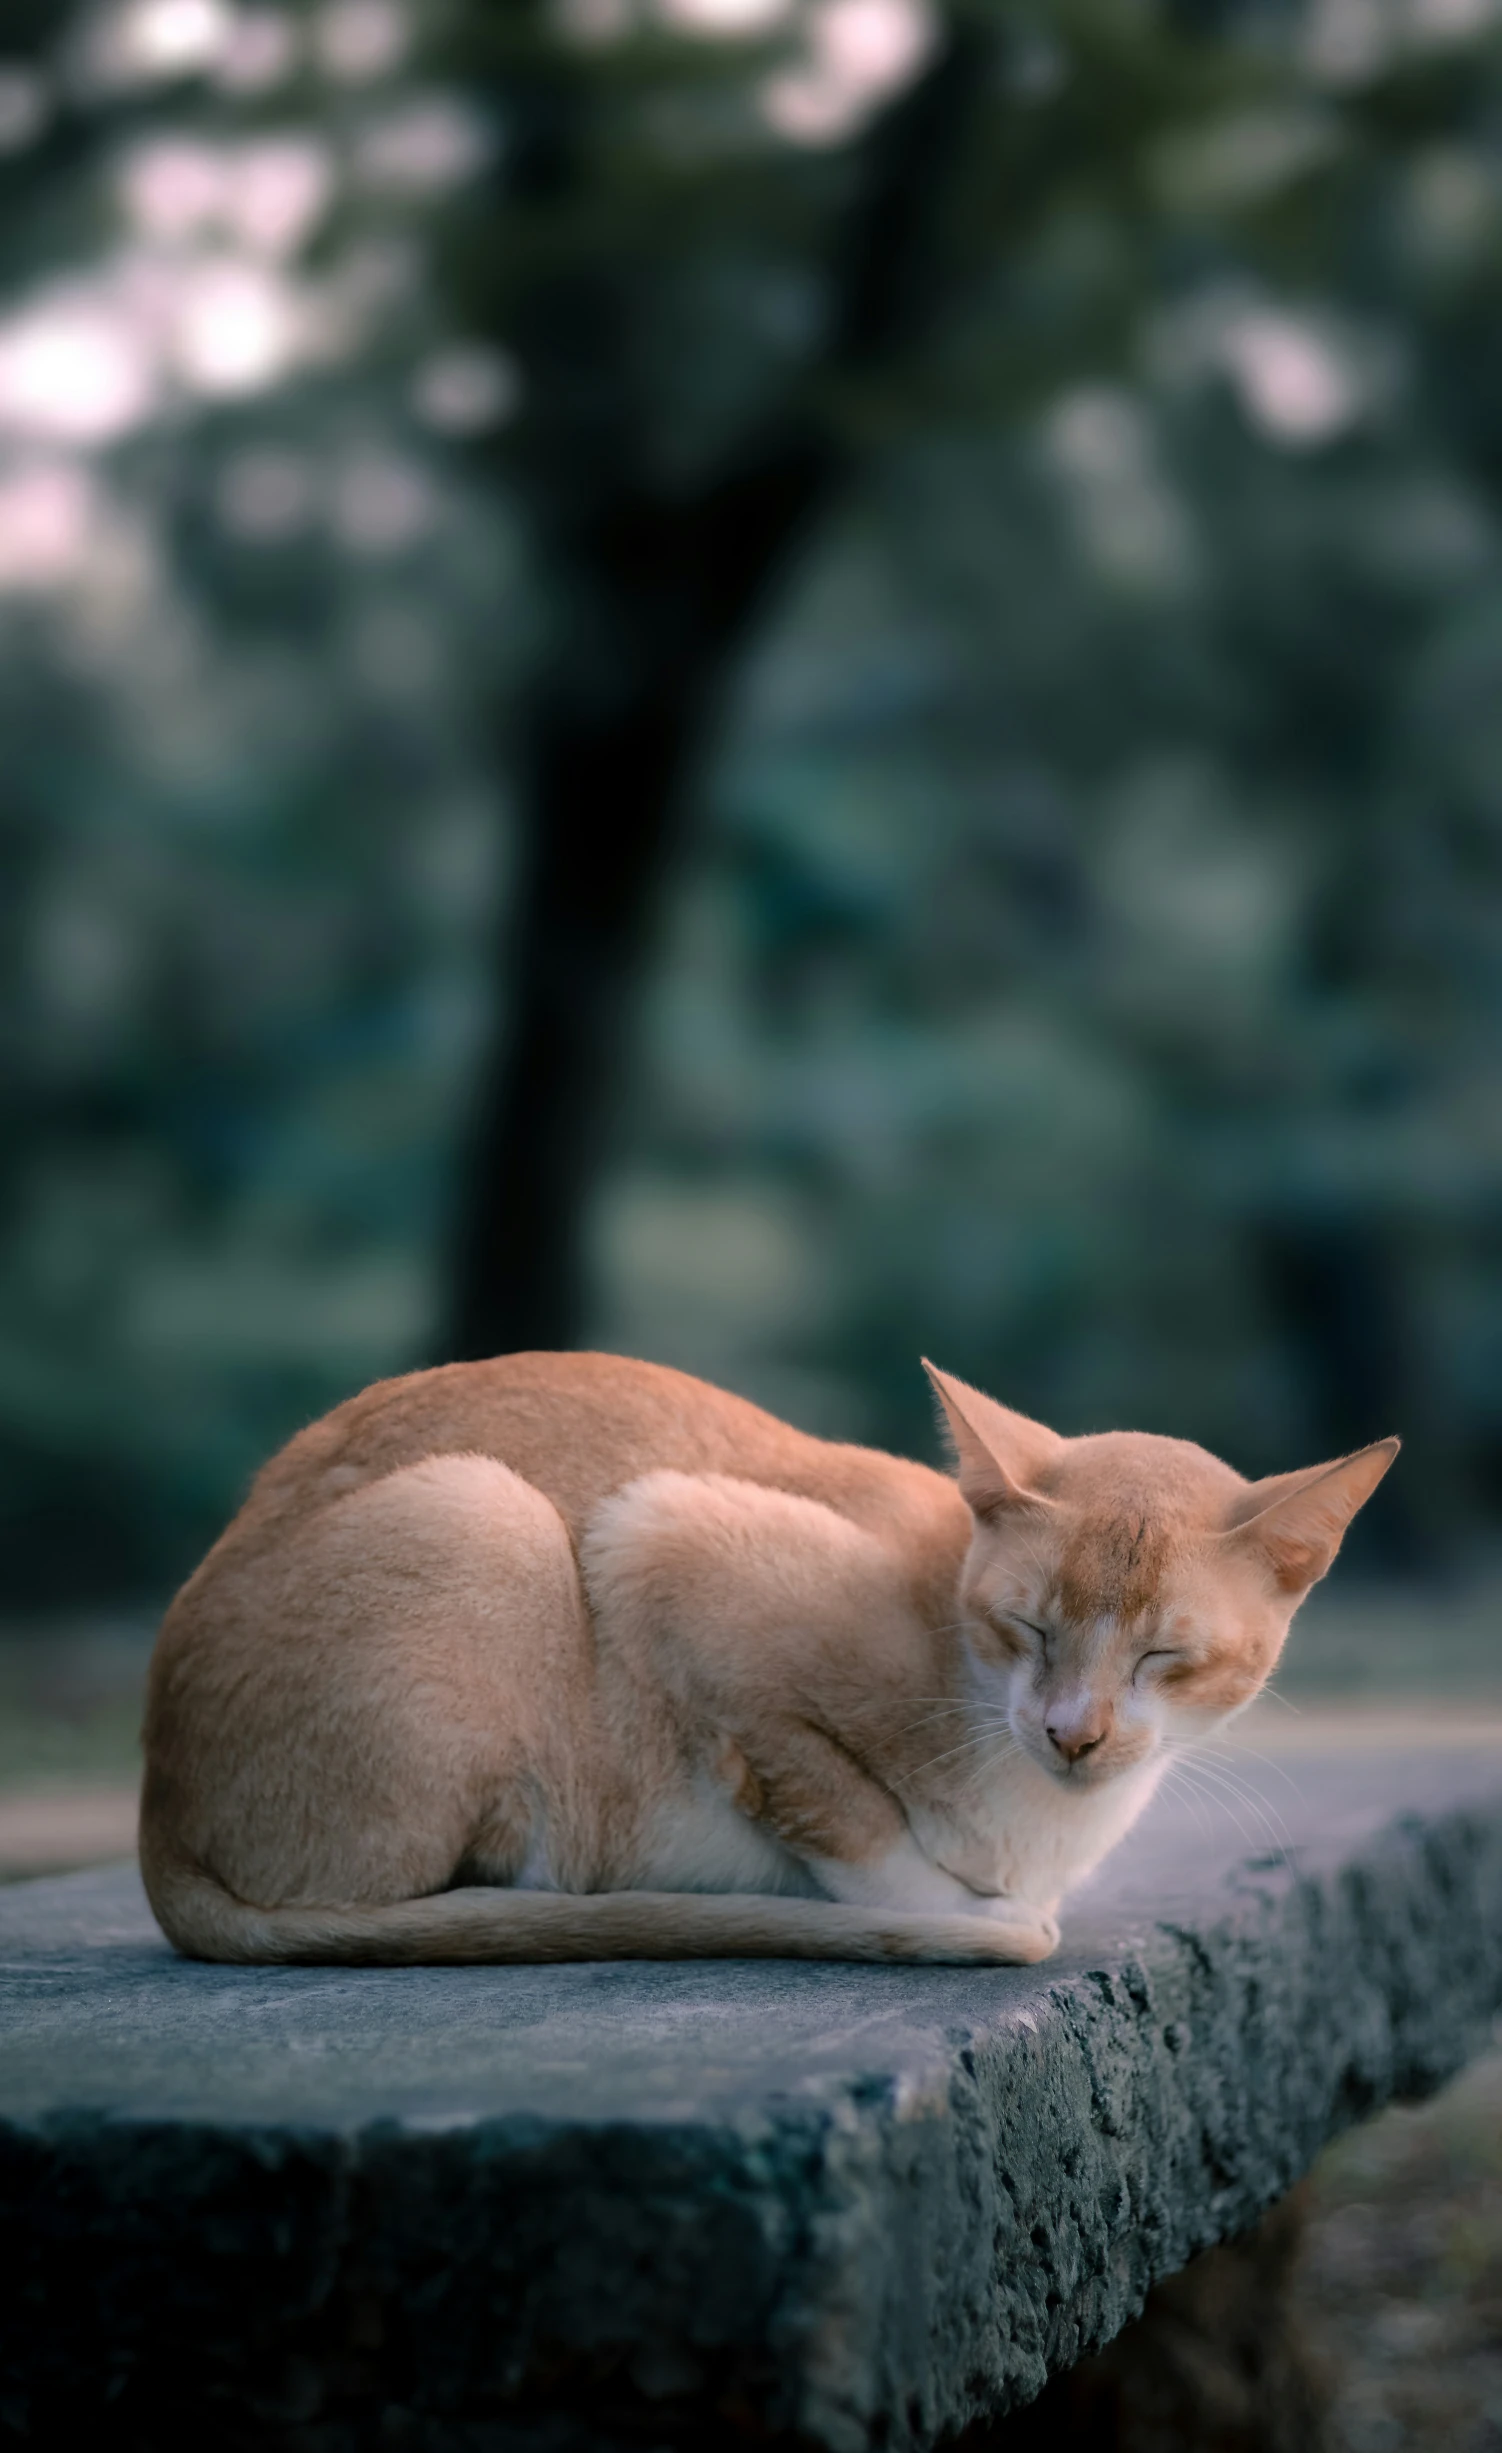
[140,1351,1396,1966]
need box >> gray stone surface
[3,1717,1502,2451]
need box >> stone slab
[3,1712,1501,2450]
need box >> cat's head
[923,1362,1398,1791]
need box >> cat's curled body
[140,1351,1395,1966]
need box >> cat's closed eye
[1134,1649,1186,1682]
[989,1614,1050,1657]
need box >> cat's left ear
[1221,1438,1400,1594]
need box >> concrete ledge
[3,1715,1501,2450]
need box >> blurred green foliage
[2,0,1501,1601]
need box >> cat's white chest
[635,1775,819,1899]
[964,1751,1165,1908]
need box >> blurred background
[4,0,1502,1648]
[0,1,1500,2425]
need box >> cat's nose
[1046,1720,1106,1765]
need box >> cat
[139,1352,1396,1967]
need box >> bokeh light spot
[315,1,410,84]
[412,346,520,436]
[0,292,158,444]
[762,0,934,146]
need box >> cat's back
[238,1351,965,1564]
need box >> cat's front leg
[902,1798,1022,1907]
[969,1892,1061,1952]
[812,1828,1059,1958]
[716,1727,1060,1958]
[809,1823,990,1916]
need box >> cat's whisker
[1199,1782,1296,1863]
[906,1691,1004,1703]
[895,1737,994,1780]
[1176,1748,1283,1828]
[954,1740,1025,1798]
[902,1705,979,1734]
[1258,1686,1303,1717]
[1159,1764,1216,1847]
[903,1698,1004,1726]
[1201,1738,1305,1803]
[902,1704,1016,1744]
[1168,1756,1251,1844]
[1167,1754,1266,1846]
[899,1734,1013,1782]
[901,1731,1011,1768]
[1174,1754,1293,1858]
[897,1729,1023,1787]
[1192,1745,1299,1833]
[1166,1758,1267,1853]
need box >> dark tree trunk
[437,25,985,1363]
[443,699,686,1364]
[441,436,841,1361]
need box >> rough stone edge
[2,1801,1500,2452]
[819,1804,1502,2448]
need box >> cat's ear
[1221,1438,1400,1594]
[921,1361,1060,1519]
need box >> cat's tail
[141,1850,1057,1968]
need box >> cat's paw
[971,1895,1059,1960]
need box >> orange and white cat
[140,1353,1395,1967]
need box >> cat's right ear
[921,1362,1060,1520]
